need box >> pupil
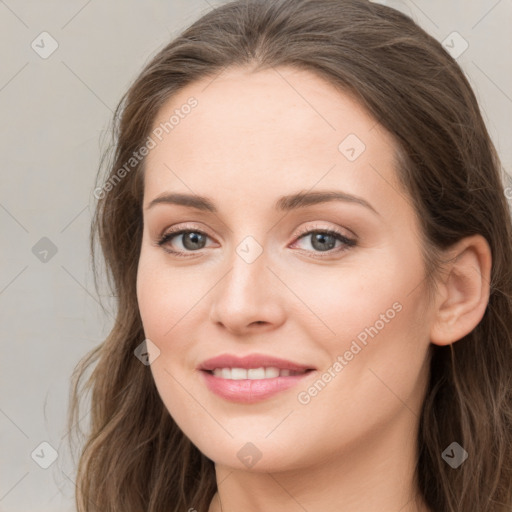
[183,232,205,250]
[312,233,335,251]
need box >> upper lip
[198,353,315,372]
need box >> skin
[136,66,491,512]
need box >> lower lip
[200,370,314,403]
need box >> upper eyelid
[160,222,353,240]
[295,222,355,238]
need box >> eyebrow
[145,190,379,215]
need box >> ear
[429,234,492,346]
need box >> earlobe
[429,234,492,346]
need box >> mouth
[198,353,315,373]
[198,353,316,403]
[203,367,314,379]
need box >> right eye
[157,228,215,256]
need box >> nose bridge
[209,232,284,332]
[220,235,270,308]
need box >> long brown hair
[67,0,512,510]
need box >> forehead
[143,66,404,216]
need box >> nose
[208,244,286,336]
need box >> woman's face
[137,66,434,472]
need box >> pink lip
[200,371,313,403]
[198,353,316,403]
[198,353,315,372]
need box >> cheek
[136,260,198,428]
[136,249,197,340]
[294,300,430,457]
[286,257,407,346]
[307,248,431,401]
[137,249,174,344]
[318,289,430,429]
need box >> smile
[209,367,309,379]
[198,353,317,403]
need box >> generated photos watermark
[94,96,198,200]
[297,301,403,405]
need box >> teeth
[211,367,305,379]
[265,367,280,378]
[231,368,247,380]
[248,368,266,379]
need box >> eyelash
[156,224,357,259]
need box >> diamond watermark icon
[237,442,263,468]
[442,31,469,59]
[338,133,366,162]
[32,237,58,263]
[134,338,161,365]
[236,236,263,264]
[31,441,58,469]
[442,441,468,469]
[31,31,59,59]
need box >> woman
[67,0,512,511]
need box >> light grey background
[0,1,510,511]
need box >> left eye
[293,229,355,253]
